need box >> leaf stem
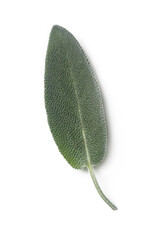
[87,163,117,210]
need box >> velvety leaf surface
[45,25,107,169]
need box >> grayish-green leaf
[45,25,117,210]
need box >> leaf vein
[67,60,91,167]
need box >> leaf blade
[45,25,106,169]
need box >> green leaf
[45,25,117,210]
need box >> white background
[0,0,160,239]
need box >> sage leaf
[45,25,117,210]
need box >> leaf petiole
[87,163,117,210]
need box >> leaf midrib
[67,56,91,167]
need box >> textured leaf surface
[45,25,107,169]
